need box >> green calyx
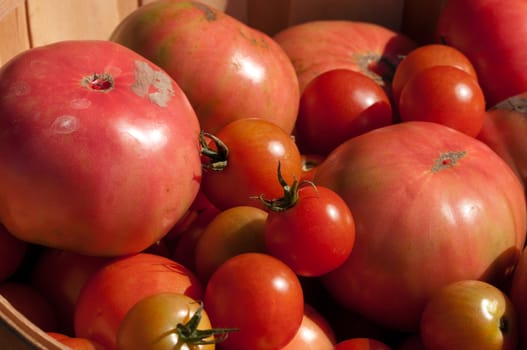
[199,131,229,171]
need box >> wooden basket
[0,0,445,348]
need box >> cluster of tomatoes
[1,1,527,350]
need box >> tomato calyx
[257,162,314,212]
[176,302,238,345]
[200,131,229,171]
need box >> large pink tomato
[273,20,417,94]
[110,0,299,134]
[314,121,527,332]
[0,40,202,256]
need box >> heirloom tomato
[111,0,299,134]
[315,121,527,332]
[0,40,202,256]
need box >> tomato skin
[117,293,216,350]
[334,338,392,350]
[0,40,202,256]
[194,205,268,283]
[264,184,356,277]
[74,253,203,350]
[47,332,105,350]
[0,224,27,283]
[391,43,477,107]
[200,118,303,210]
[30,248,110,335]
[111,0,299,135]
[398,65,486,137]
[281,304,336,350]
[295,68,393,156]
[314,121,526,332]
[204,252,304,350]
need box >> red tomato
[262,172,356,277]
[314,121,526,332]
[200,118,303,210]
[30,248,110,335]
[281,304,336,350]
[335,338,392,350]
[111,0,299,134]
[0,40,202,256]
[476,93,527,192]
[295,68,393,156]
[0,281,58,332]
[74,253,203,350]
[204,252,304,350]
[391,43,477,107]
[0,224,27,283]
[194,205,268,283]
[398,65,486,137]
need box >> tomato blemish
[431,150,467,172]
[82,72,114,92]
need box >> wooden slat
[0,1,29,67]
[26,0,139,48]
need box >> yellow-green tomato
[117,293,220,350]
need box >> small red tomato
[398,65,486,137]
[260,165,356,277]
[204,252,304,350]
[335,337,393,350]
[295,69,393,156]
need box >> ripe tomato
[117,293,233,350]
[0,224,27,283]
[261,167,355,277]
[398,65,486,137]
[111,0,299,135]
[74,253,203,350]
[281,304,336,350]
[204,252,304,350]
[0,40,202,256]
[391,43,478,107]
[334,338,392,350]
[194,205,268,283]
[294,68,393,156]
[315,121,526,332]
[30,249,110,335]
[200,118,303,210]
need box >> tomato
[391,43,477,107]
[314,121,526,332]
[334,338,392,350]
[294,68,393,156]
[47,332,104,350]
[194,205,268,283]
[281,304,336,350]
[0,281,58,332]
[204,252,304,350]
[398,65,486,137]
[30,248,110,335]
[0,224,27,283]
[476,93,527,193]
[74,253,203,350]
[200,118,303,210]
[261,166,355,277]
[436,0,527,106]
[273,20,417,94]
[0,40,202,256]
[117,293,234,350]
[111,0,299,134]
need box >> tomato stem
[176,302,238,345]
[199,131,229,171]
[257,162,315,212]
